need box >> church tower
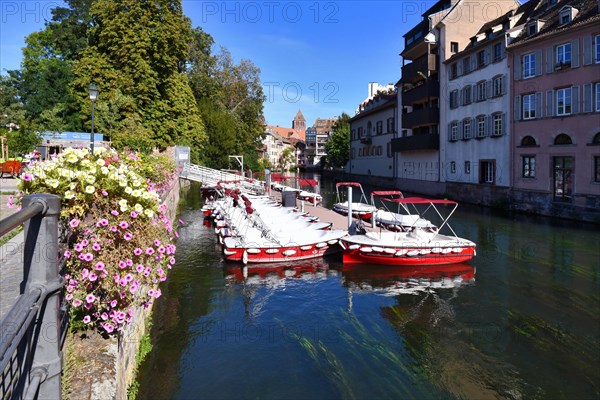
[292,109,306,140]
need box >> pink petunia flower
[102,190,108,197]
[92,242,101,251]
[109,226,118,232]
[22,173,33,181]
[85,294,95,303]
[95,262,105,270]
[101,312,108,321]
[118,261,126,269]
[157,246,165,254]
[83,253,93,262]
[123,232,133,241]
[126,259,133,266]
[72,299,82,307]
[74,243,84,252]
[134,248,143,256]
[65,293,73,301]
[154,239,161,247]
[130,211,138,218]
[89,273,98,281]
[83,315,91,324]
[146,247,155,255]
[111,210,119,216]
[69,219,80,228]
[119,221,129,229]
[136,264,144,273]
[110,300,117,308]
[103,323,114,333]
[64,250,71,259]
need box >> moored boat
[332,182,377,221]
[339,197,476,266]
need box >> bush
[15,147,177,334]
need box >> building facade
[443,3,524,200]
[508,0,600,216]
[349,93,397,178]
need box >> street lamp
[88,83,99,153]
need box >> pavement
[0,176,24,319]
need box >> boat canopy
[371,191,403,197]
[383,197,457,205]
[336,182,363,188]
[299,179,318,187]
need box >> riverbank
[62,177,188,399]
[318,169,600,224]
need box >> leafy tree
[323,113,351,168]
[71,0,205,160]
[280,147,296,172]
[4,123,41,156]
[0,73,26,130]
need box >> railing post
[21,194,62,399]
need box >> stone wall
[115,177,183,399]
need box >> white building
[348,93,398,177]
[263,126,294,170]
[443,7,522,187]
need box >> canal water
[136,179,599,399]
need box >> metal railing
[0,194,64,400]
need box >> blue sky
[0,1,430,127]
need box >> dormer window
[527,21,538,36]
[559,6,579,25]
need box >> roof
[294,109,305,121]
[508,0,600,48]
[350,94,397,122]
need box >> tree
[280,147,296,172]
[323,113,351,168]
[71,0,205,160]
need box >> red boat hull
[223,241,341,264]
[342,246,475,266]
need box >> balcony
[402,20,429,59]
[402,82,439,105]
[401,54,437,84]
[402,107,439,129]
[391,134,439,152]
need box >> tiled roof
[508,0,600,47]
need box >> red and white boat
[339,197,476,266]
[213,191,346,264]
[332,182,377,221]
[370,191,436,232]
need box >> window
[492,113,503,136]
[480,160,495,184]
[464,161,471,174]
[493,75,503,97]
[450,90,459,108]
[358,127,364,138]
[522,156,536,178]
[450,161,456,174]
[476,81,486,101]
[559,8,571,25]
[376,121,383,134]
[462,85,472,105]
[556,88,571,116]
[450,122,458,141]
[554,133,573,145]
[527,22,537,36]
[477,50,486,68]
[556,43,571,68]
[387,142,392,158]
[596,83,600,112]
[523,53,536,78]
[476,115,486,138]
[386,117,395,133]
[596,34,600,63]
[595,156,600,182]
[493,43,502,62]
[451,41,459,53]
[351,148,355,159]
[523,94,536,119]
[463,119,472,139]
[463,57,471,74]
[521,136,537,146]
[451,63,458,79]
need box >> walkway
[0,177,24,318]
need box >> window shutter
[485,48,491,65]
[471,56,476,72]
[546,90,555,117]
[514,95,521,120]
[501,113,506,135]
[546,47,554,73]
[457,61,463,76]
[583,83,592,113]
[486,115,492,136]
[514,55,522,80]
[448,123,453,141]
[583,35,592,65]
[535,49,543,76]
[458,88,463,106]
[571,39,580,68]
[572,85,580,114]
[458,121,463,140]
[536,92,543,118]
[502,75,507,95]
[486,80,492,100]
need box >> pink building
[508,0,600,220]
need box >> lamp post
[88,83,99,153]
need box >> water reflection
[342,263,475,297]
